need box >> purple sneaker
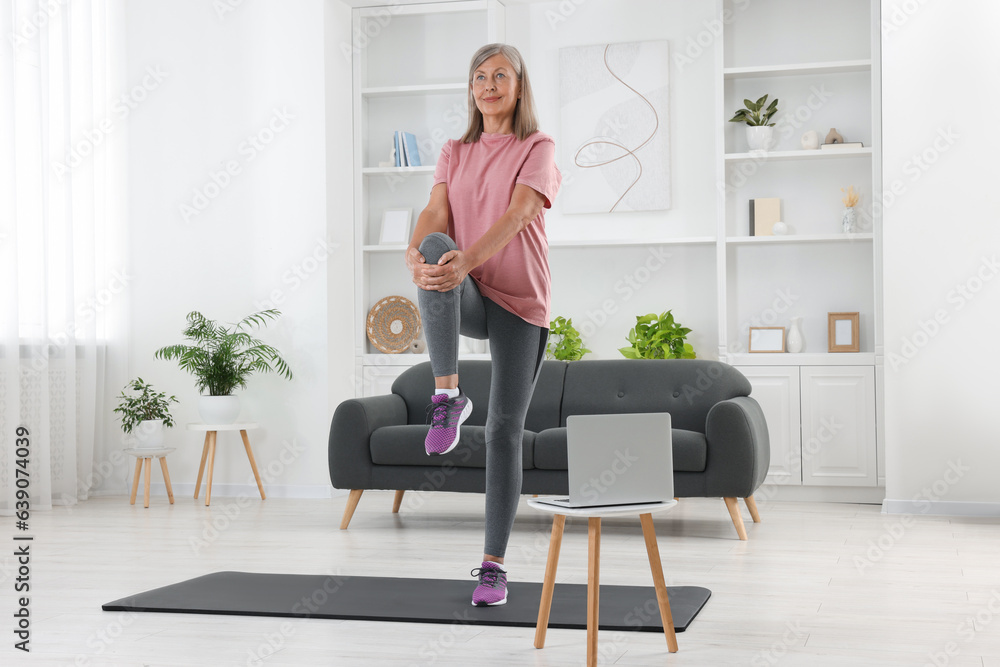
[471,561,508,606]
[424,390,473,455]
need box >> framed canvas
[749,327,786,353]
[379,209,412,245]
[828,312,860,352]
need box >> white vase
[746,126,775,151]
[787,317,805,353]
[134,419,165,449]
[198,395,240,424]
[842,206,859,233]
[772,221,788,235]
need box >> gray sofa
[329,358,770,539]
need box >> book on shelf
[820,142,864,149]
[749,197,781,236]
[393,130,422,167]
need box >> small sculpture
[409,338,426,354]
[825,128,844,144]
[801,130,819,149]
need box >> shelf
[363,244,407,253]
[362,353,490,366]
[362,166,435,175]
[549,237,715,248]
[725,148,872,162]
[362,83,467,98]
[727,234,873,245]
[727,352,875,366]
[723,59,872,79]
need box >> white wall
[505,0,720,359]
[882,0,1000,512]
[108,0,351,498]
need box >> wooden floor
[9,491,1000,666]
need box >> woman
[405,43,561,607]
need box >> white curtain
[1,0,128,513]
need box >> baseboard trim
[753,484,885,505]
[882,498,1000,517]
[91,483,340,500]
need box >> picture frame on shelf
[379,209,412,245]
[828,312,860,352]
[748,327,786,353]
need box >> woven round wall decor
[366,296,421,354]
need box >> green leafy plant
[618,310,696,360]
[155,310,293,396]
[728,94,779,126]
[113,378,178,434]
[546,316,591,361]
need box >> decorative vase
[134,419,165,449]
[786,317,804,353]
[842,206,858,233]
[746,126,775,151]
[772,221,788,235]
[800,130,819,149]
[198,395,240,425]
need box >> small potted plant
[546,316,591,361]
[619,310,696,360]
[155,309,293,424]
[114,378,178,448]
[729,94,779,151]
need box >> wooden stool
[187,423,265,506]
[528,498,680,666]
[124,448,176,508]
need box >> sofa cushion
[391,360,567,433]
[561,359,752,432]
[533,427,707,473]
[370,425,535,469]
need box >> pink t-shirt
[433,131,562,329]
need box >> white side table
[527,498,680,666]
[187,423,265,506]
[123,447,176,508]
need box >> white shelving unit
[716,0,882,493]
[351,1,505,396]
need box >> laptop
[536,412,674,509]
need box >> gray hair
[461,43,539,143]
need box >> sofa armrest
[328,393,408,491]
[703,396,771,498]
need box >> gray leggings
[417,232,548,558]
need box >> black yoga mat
[103,571,710,632]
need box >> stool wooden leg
[587,517,601,667]
[205,431,217,506]
[143,458,152,508]
[194,433,210,499]
[724,497,748,540]
[159,457,175,504]
[392,490,405,513]
[744,495,761,523]
[129,458,142,505]
[640,513,678,653]
[240,429,266,500]
[534,513,566,649]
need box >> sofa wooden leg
[744,495,761,523]
[723,497,748,540]
[392,490,405,513]
[340,489,363,530]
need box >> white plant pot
[746,125,775,151]
[198,395,240,425]
[134,419,165,449]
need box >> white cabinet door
[800,366,876,487]
[736,366,801,485]
[361,364,409,397]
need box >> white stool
[187,423,265,506]
[528,498,680,666]
[124,447,176,508]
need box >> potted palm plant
[114,378,178,448]
[729,94,779,151]
[155,309,293,424]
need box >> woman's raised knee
[419,232,457,264]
